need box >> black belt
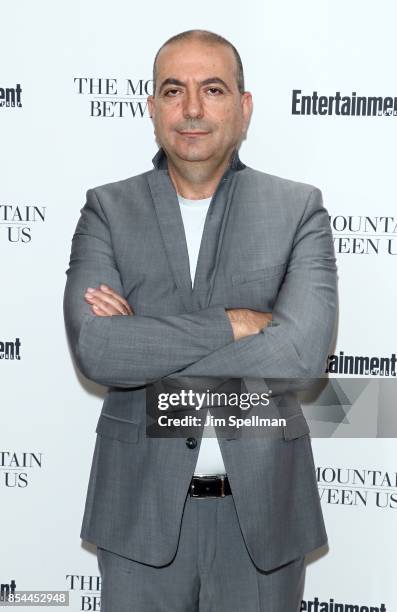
[189,474,232,498]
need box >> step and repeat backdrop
[1,1,396,610]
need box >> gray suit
[63,147,337,574]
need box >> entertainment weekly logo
[74,77,153,118]
[292,89,397,116]
[0,338,21,360]
[301,596,386,611]
[66,574,101,611]
[0,451,43,488]
[0,204,46,243]
[0,84,22,108]
[317,466,397,510]
[326,351,397,376]
[329,215,397,256]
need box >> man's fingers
[92,304,111,317]
[85,292,127,315]
[85,287,133,316]
[99,284,133,313]
[90,302,131,317]
[226,308,273,340]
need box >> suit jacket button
[185,437,197,449]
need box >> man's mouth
[178,130,210,136]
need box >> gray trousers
[97,492,305,611]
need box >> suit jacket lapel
[191,168,240,310]
[147,167,194,312]
[147,147,246,313]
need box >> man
[63,29,337,611]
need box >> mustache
[175,121,213,132]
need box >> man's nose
[182,89,204,119]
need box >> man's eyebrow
[200,77,231,92]
[158,77,232,94]
[158,78,184,94]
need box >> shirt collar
[151,146,246,172]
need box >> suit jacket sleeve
[164,187,338,395]
[63,188,235,388]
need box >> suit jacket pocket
[231,262,287,286]
[95,413,139,444]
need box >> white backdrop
[1,1,396,610]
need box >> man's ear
[147,95,155,120]
[241,91,253,138]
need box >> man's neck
[166,151,233,200]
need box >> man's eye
[164,89,180,97]
[207,87,223,95]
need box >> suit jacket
[63,147,338,571]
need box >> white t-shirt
[177,193,227,475]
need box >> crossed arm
[168,188,338,386]
[84,286,271,341]
[63,188,267,388]
[63,186,337,390]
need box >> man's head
[147,30,252,170]
[152,30,245,96]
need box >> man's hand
[226,308,272,341]
[83,286,270,341]
[84,284,133,317]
